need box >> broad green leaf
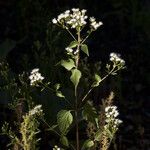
[94,129,102,141]
[60,136,69,147]
[57,110,73,134]
[56,91,65,98]
[91,74,101,87]
[68,41,78,48]
[81,139,94,150]
[82,101,98,123]
[70,69,81,88]
[61,59,75,71]
[81,44,89,56]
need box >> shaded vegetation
[0,0,149,149]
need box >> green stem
[42,119,61,136]
[81,31,92,44]
[40,82,55,92]
[74,29,81,150]
[66,28,77,41]
[80,66,116,105]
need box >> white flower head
[29,68,44,86]
[73,49,79,55]
[31,68,39,74]
[109,52,125,65]
[53,145,61,150]
[65,47,73,55]
[52,8,89,29]
[104,105,122,130]
[29,105,43,116]
[52,18,57,24]
[90,16,103,30]
[52,8,103,31]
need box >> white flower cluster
[110,52,125,65]
[53,145,60,150]
[29,68,44,86]
[104,105,122,130]
[65,47,79,55]
[89,17,103,30]
[52,8,102,30]
[29,105,43,116]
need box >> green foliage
[54,83,65,98]
[94,129,103,141]
[81,139,94,150]
[60,136,69,147]
[91,74,101,87]
[82,101,98,123]
[61,59,75,71]
[81,44,89,56]
[56,91,65,98]
[1,106,43,150]
[68,41,78,48]
[57,110,73,135]
[1,6,126,150]
[70,69,82,88]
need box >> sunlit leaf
[54,83,61,90]
[61,59,75,71]
[56,91,65,98]
[81,44,89,56]
[57,110,73,134]
[70,69,81,88]
[68,41,78,48]
[81,139,94,150]
[91,74,101,87]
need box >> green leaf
[60,136,69,147]
[56,91,65,98]
[81,44,89,56]
[70,69,81,88]
[105,128,113,139]
[94,129,102,141]
[91,74,101,87]
[57,110,73,134]
[54,83,61,90]
[81,139,94,150]
[82,101,98,123]
[61,59,75,71]
[68,41,78,48]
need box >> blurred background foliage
[0,0,149,149]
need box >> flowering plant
[2,105,43,150]
[29,8,125,150]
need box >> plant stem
[81,31,92,44]
[74,29,81,150]
[81,66,116,105]
[66,28,77,41]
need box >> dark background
[0,0,150,149]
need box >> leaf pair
[61,59,82,89]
